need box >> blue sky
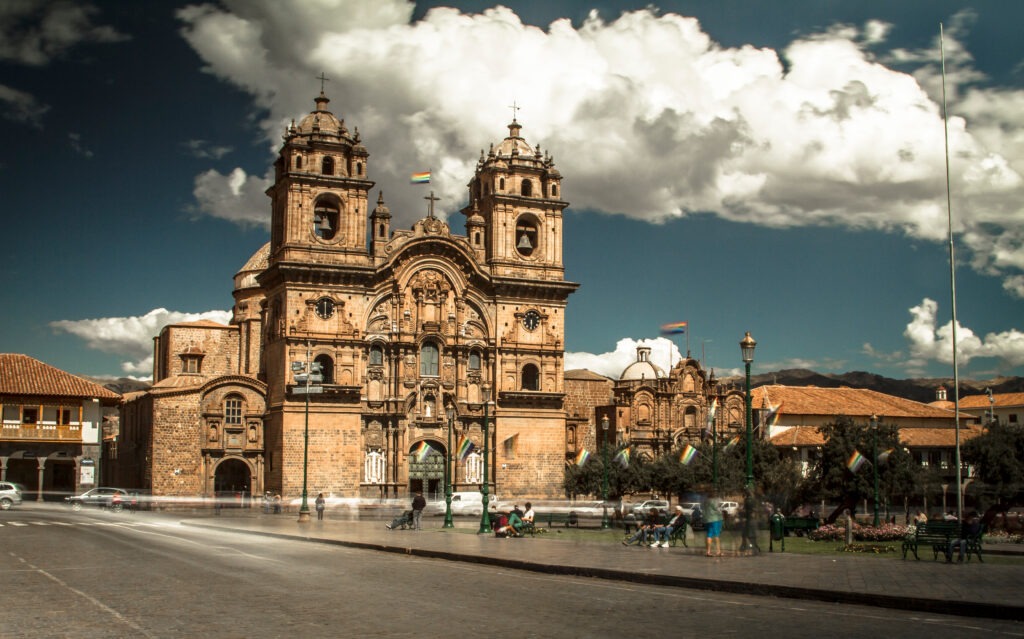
[2,0,1023,382]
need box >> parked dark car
[66,487,136,512]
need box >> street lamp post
[444,404,456,529]
[871,414,880,527]
[709,371,718,491]
[601,415,610,529]
[477,387,493,534]
[740,331,757,552]
[292,346,321,524]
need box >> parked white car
[0,482,24,510]
[721,501,740,516]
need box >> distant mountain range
[87,370,1023,405]
[719,369,1024,403]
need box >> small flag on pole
[575,448,591,466]
[457,437,475,462]
[877,448,894,465]
[724,435,740,451]
[410,171,431,184]
[763,401,783,428]
[660,321,688,335]
[613,448,630,468]
[706,398,718,428]
[847,449,867,473]
[679,443,698,465]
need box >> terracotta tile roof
[959,392,1024,409]
[753,385,955,420]
[770,424,984,448]
[173,319,230,329]
[0,354,120,401]
[565,369,613,382]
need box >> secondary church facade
[119,92,579,501]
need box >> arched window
[515,217,537,257]
[521,179,532,196]
[420,342,439,376]
[552,184,558,197]
[295,155,303,169]
[365,451,385,484]
[369,345,383,366]
[499,177,505,191]
[224,395,243,425]
[378,223,386,238]
[314,354,334,384]
[356,162,362,175]
[314,198,339,240]
[322,156,334,175]
[521,363,539,391]
[469,351,481,371]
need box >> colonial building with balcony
[0,353,120,500]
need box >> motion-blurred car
[632,500,670,517]
[680,501,702,517]
[721,501,740,516]
[65,487,134,511]
[0,481,24,510]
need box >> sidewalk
[182,511,1023,620]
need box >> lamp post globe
[740,331,757,552]
[601,415,610,529]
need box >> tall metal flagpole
[940,23,963,522]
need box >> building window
[22,407,38,424]
[1010,414,1018,424]
[465,451,483,484]
[313,198,339,240]
[225,397,243,425]
[469,351,481,371]
[515,217,537,257]
[356,162,362,175]
[314,354,334,384]
[499,177,505,191]
[295,155,303,169]
[365,451,385,484]
[369,345,384,366]
[322,156,334,175]
[521,364,539,391]
[59,408,71,425]
[182,355,201,374]
[521,179,532,196]
[420,342,439,377]
[552,184,558,197]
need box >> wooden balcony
[1,424,82,442]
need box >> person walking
[704,493,723,557]
[412,491,427,530]
[315,492,326,521]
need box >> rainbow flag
[457,436,475,462]
[847,449,867,473]
[724,435,740,451]
[660,321,688,335]
[877,448,894,465]
[679,443,698,465]
[410,171,431,184]
[613,448,630,468]
[412,441,433,463]
[575,448,591,466]
[763,401,783,428]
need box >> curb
[184,521,1023,621]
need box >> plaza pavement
[183,510,1023,621]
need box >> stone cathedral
[119,92,578,501]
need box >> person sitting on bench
[946,511,982,563]
[650,506,686,547]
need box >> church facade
[119,92,578,501]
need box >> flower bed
[985,529,1024,544]
[807,523,911,542]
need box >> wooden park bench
[534,511,579,530]
[902,521,958,560]
[783,516,820,537]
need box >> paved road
[2,505,1023,638]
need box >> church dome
[619,345,666,381]
[294,92,348,140]
[234,242,270,291]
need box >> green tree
[962,422,1024,508]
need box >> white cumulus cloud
[566,337,682,379]
[50,308,232,375]
[898,298,1024,374]
[175,1,1024,300]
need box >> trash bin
[770,513,785,552]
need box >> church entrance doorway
[214,458,251,507]
[408,442,445,501]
